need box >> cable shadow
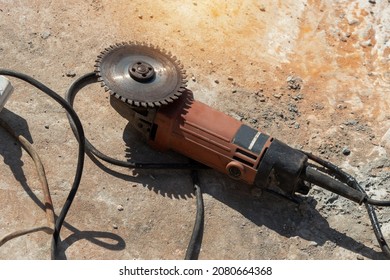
[0,109,126,259]
[55,228,126,260]
[0,109,38,205]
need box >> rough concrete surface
[0,0,390,259]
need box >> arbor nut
[129,61,155,82]
[226,161,245,179]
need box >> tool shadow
[113,121,384,260]
[200,174,385,259]
[2,109,382,259]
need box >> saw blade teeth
[96,42,188,108]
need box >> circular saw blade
[95,42,187,108]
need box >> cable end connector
[0,75,14,112]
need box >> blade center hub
[129,61,155,82]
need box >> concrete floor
[0,0,390,259]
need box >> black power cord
[0,69,86,260]
[0,69,204,260]
[65,72,205,260]
[185,170,204,260]
[303,152,390,258]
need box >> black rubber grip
[302,165,367,204]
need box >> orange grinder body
[148,90,309,195]
[149,90,272,184]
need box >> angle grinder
[92,42,370,202]
[67,42,390,257]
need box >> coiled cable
[0,69,86,260]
